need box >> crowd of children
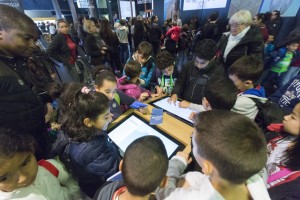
[1,3,300,200]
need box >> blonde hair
[229,10,252,26]
[83,20,94,33]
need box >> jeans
[119,43,129,65]
[280,66,300,86]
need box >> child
[127,41,155,89]
[94,135,168,200]
[268,135,300,199]
[156,110,270,200]
[263,39,299,88]
[93,66,148,120]
[168,39,225,105]
[117,60,153,101]
[229,55,268,120]
[150,50,178,95]
[52,89,120,198]
[0,128,82,200]
[265,103,300,198]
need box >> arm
[84,36,102,57]
[46,35,63,63]
[188,103,206,112]
[117,89,136,105]
[155,156,188,200]
[269,76,296,103]
[141,61,155,88]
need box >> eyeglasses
[229,23,243,28]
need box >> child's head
[286,40,299,52]
[124,60,142,82]
[94,67,117,101]
[47,82,63,100]
[61,89,111,142]
[193,110,267,184]
[121,135,168,196]
[0,128,38,192]
[194,39,217,69]
[228,56,263,91]
[156,50,175,76]
[59,82,84,119]
[0,4,38,58]
[202,76,238,110]
[267,35,275,43]
[283,102,300,136]
[137,41,153,65]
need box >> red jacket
[166,26,181,42]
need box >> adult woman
[99,18,122,72]
[47,19,80,82]
[217,10,264,71]
[253,13,269,43]
[83,20,107,66]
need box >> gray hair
[229,10,252,26]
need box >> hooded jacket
[117,76,151,100]
[52,131,120,198]
[232,86,268,120]
[93,180,124,200]
[171,60,224,104]
[217,25,264,71]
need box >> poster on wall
[183,0,227,11]
[260,0,300,17]
[0,0,23,12]
[164,0,181,20]
[137,0,151,4]
[228,0,262,18]
[120,1,136,19]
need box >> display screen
[108,114,183,158]
[183,0,227,11]
[152,97,194,124]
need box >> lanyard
[160,74,174,87]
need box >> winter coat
[117,76,151,100]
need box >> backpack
[248,97,286,131]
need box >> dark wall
[22,0,53,10]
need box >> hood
[117,76,140,90]
[242,85,266,98]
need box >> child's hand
[150,93,160,98]
[156,86,163,96]
[189,112,197,121]
[139,107,150,115]
[176,151,192,164]
[168,94,177,105]
[139,92,149,101]
[179,100,191,108]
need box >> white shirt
[0,159,82,200]
[223,26,250,61]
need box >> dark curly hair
[194,39,217,61]
[0,128,36,158]
[61,91,109,142]
[156,50,175,70]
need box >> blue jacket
[52,131,120,198]
[270,74,300,113]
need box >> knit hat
[195,39,217,61]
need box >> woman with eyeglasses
[217,10,264,71]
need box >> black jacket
[171,60,225,104]
[0,54,45,136]
[84,33,107,65]
[46,33,77,65]
[266,18,282,37]
[202,22,219,41]
[217,25,264,71]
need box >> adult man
[0,5,47,159]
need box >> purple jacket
[117,76,151,100]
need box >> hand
[150,93,160,98]
[176,151,192,164]
[139,107,150,115]
[139,92,149,101]
[179,100,191,108]
[189,112,197,121]
[156,86,163,96]
[50,73,56,81]
[168,94,177,105]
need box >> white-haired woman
[217,10,264,71]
